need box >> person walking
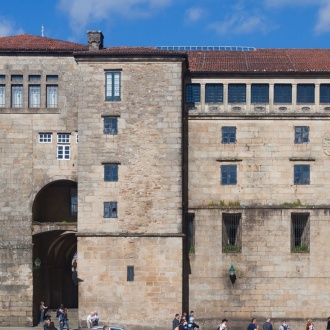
[248,318,259,330]
[263,318,273,330]
[59,308,69,330]
[173,314,180,330]
[279,320,290,330]
[326,317,330,330]
[218,319,228,330]
[306,319,315,330]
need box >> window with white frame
[105,72,121,101]
[39,133,52,143]
[57,133,70,160]
[29,85,41,108]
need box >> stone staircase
[39,309,79,329]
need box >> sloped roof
[0,34,88,52]
[187,49,330,73]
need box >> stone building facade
[0,32,330,330]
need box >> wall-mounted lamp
[33,257,41,271]
[229,265,236,284]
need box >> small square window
[0,75,6,81]
[39,133,52,143]
[294,165,310,185]
[105,72,121,101]
[222,213,242,253]
[104,117,118,135]
[222,127,236,144]
[57,134,71,144]
[274,84,292,104]
[104,164,118,182]
[57,145,70,160]
[291,213,309,253]
[295,126,309,144]
[185,84,201,103]
[104,201,117,218]
[221,165,237,185]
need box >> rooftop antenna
[41,24,44,37]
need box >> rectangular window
[39,133,52,143]
[251,84,269,103]
[222,213,242,253]
[297,84,315,104]
[47,85,58,108]
[57,134,70,143]
[11,75,23,81]
[11,85,23,108]
[104,164,118,182]
[205,84,223,103]
[127,266,134,281]
[221,165,237,185]
[186,213,195,253]
[320,84,330,103]
[0,85,5,107]
[228,84,246,103]
[0,75,5,81]
[70,189,77,216]
[222,126,236,144]
[29,85,40,108]
[46,75,58,82]
[274,84,292,104]
[104,117,118,135]
[57,145,70,160]
[294,165,310,185]
[291,213,310,253]
[29,75,41,82]
[295,126,309,144]
[104,201,117,218]
[105,72,121,101]
[185,84,201,103]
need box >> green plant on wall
[223,244,241,253]
[189,246,195,254]
[292,243,309,253]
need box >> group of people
[40,302,70,330]
[172,311,200,330]
[87,311,100,328]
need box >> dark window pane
[186,84,200,103]
[251,84,269,103]
[228,84,246,103]
[274,84,292,103]
[222,127,236,144]
[295,126,309,144]
[297,84,315,103]
[221,165,237,185]
[127,266,134,281]
[320,84,330,103]
[294,165,310,185]
[104,117,118,135]
[104,164,118,182]
[205,84,223,103]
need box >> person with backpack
[187,317,199,330]
[218,318,228,330]
[279,320,290,330]
[173,314,180,330]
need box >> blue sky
[1,0,330,49]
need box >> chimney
[87,31,104,51]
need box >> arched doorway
[32,180,78,325]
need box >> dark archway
[32,180,78,325]
[32,180,77,223]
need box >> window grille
[291,213,310,253]
[57,134,70,143]
[205,84,223,103]
[104,201,117,218]
[57,145,70,160]
[0,85,5,107]
[294,165,310,185]
[104,164,118,182]
[251,84,269,103]
[105,72,121,101]
[222,126,236,144]
[222,213,242,253]
[221,165,237,185]
[127,266,134,281]
[104,117,118,135]
[29,85,41,108]
[295,126,309,144]
[39,133,52,143]
[297,84,315,104]
[47,85,58,108]
[320,84,330,103]
[228,84,246,103]
[185,84,200,103]
[12,85,23,108]
[274,84,292,103]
